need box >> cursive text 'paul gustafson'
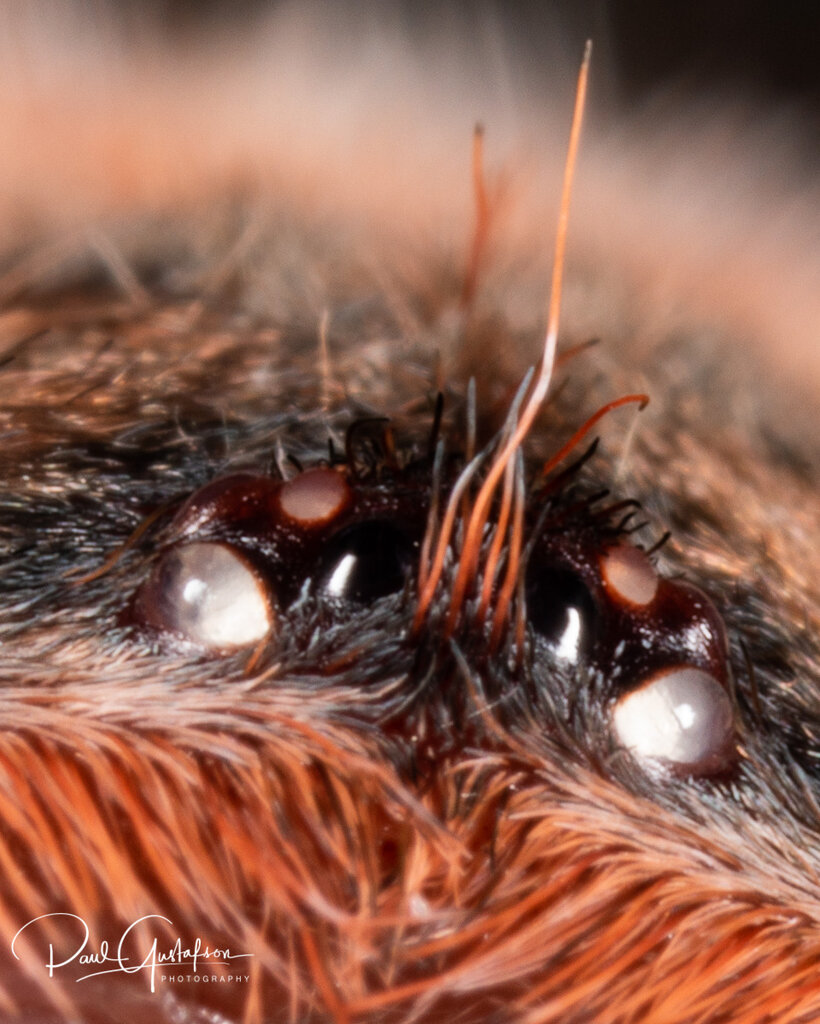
[11,913,253,992]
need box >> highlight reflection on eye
[139,541,273,649]
[316,521,414,604]
[525,566,598,664]
[611,666,734,773]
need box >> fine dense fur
[0,5,819,1023]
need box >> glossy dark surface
[130,456,736,778]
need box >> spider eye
[526,566,598,663]
[136,541,273,649]
[316,521,414,604]
[278,467,351,526]
[600,543,658,606]
[611,666,734,774]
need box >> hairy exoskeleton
[123,53,734,790]
[0,35,819,1024]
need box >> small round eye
[526,566,598,663]
[600,544,658,606]
[612,666,734,774]
[138,541,273,649]
[278,468,351,526]
[316,521,413,604]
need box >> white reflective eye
[156,542,272,648]
[612,667,734,771]
[600,544,658,606]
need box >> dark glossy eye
[526,566,598,662]
[134,541,274,649]
[316,521,414,604]
[612,666,734,774]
